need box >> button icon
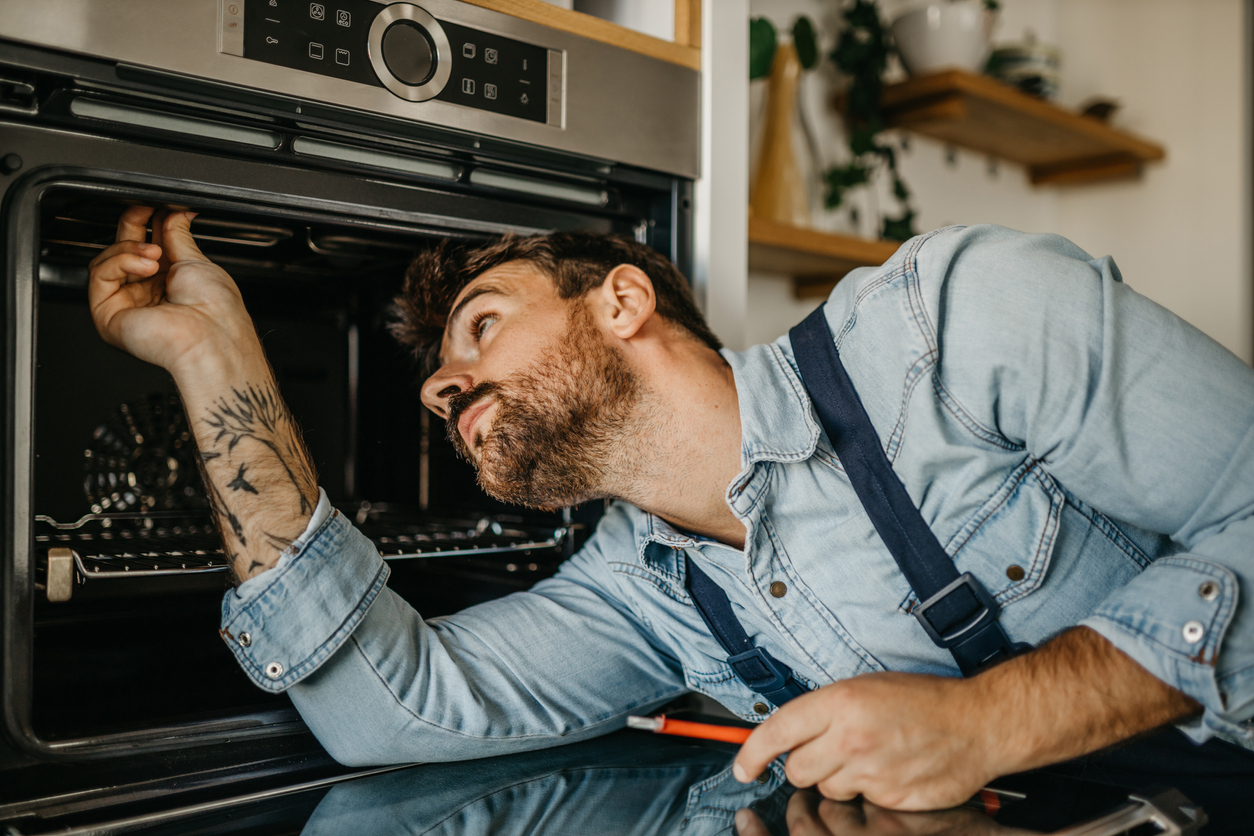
[485,47,498,64]
[462,43,476,59]
[336,9,350,26]
[228,3,239,14]
[310,3,324,20]
[266,36,279,44]
[335,48,350,65]
[484,83,497,100]
[520,92,529,105]
[309,42,324,59]
[462,78,475,94]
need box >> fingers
[116,204,156,244]
[734,693,829,783]
[155,210,206,265]
[88,239,161,273]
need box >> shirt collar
[722,338,821,468]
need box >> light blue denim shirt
[220,225,1254,765]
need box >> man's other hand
[733,671,993,810]
[88,205,258,377]
[731,628,1200,811]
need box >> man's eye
[472,314,498,340]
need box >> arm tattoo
[190,380,318,582]
[204,383,316,514]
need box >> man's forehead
[447,259,552,311]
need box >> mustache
[445,381,502,453]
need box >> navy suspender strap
[788,305,1030,677]
[684,558,810,707]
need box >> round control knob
[382,21,436,86]
[368,4,451,102]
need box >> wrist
[168,332,269,392]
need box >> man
[88,206,1254,810]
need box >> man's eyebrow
[446,284,508,334]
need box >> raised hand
[87,206,317,582]
[88,205,259,376]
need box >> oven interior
[29,187,584,746]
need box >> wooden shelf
[877,70,1166,185]
[748,216,902,299]
[460,0,700,70]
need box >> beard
[445,304,640,509]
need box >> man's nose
[420,368,474,419]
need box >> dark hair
[389,232,722,374]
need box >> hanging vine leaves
[793,17,819,70]
[825,0,918,241]
[749,17,778,81]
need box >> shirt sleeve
[920,224,1254,746]
[219,501,688,765]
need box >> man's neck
[606,339,746,550]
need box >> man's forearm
[976,626,1202,774]
[177,347,318,583]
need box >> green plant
[827,0,916,241]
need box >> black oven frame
[0,44,692,813]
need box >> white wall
[740,0,1252,364]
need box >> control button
[381,21,436,86]
[770,581,787,598]
[336,48,350,65]
[309,42,324,59]
[310,2,325,20]
[462,42,476,59]
[463,78,475,95]
[484,83,497,100]
[265,661,285,679]
[336,9,351,26]
[1182,620,1205,644]
[227,3,239,13]
[485,47,498,64]
[1006,564,1025,581]
[520,92,529,105]
[1199,581,1220,601]
[753,702,770,714]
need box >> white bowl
[891,1,991,76]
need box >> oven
[0,0,697,822]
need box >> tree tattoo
[204,384,315,513]
[191,381,318,583]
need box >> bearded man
[88,206,1254,811]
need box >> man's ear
[593,264,656,340]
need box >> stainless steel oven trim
[1,156,577,759]
[0,0,700,178]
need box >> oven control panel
[223,0,561,125]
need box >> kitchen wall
[740,0,1252,365]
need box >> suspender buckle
[726,646,794,694]
[912,572,1000,649]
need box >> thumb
[159,211,207,264]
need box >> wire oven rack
[34,507,569,601]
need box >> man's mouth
[456,397,494,450]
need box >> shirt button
[769,581,787,598]
[1182,621,1205,644]
[754,702,770,715]
[238,631,251,648]
[1198,581,1220,601]
[264,661,285,679]
[1006,565,1025,581]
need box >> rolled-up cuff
[220,508,390,693]
[1080,555,1253,748]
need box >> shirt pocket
[899,458,1064,614]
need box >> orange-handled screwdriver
[626,714,753,744]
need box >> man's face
[420,261,639,509]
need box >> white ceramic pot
[891,1,992,76]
